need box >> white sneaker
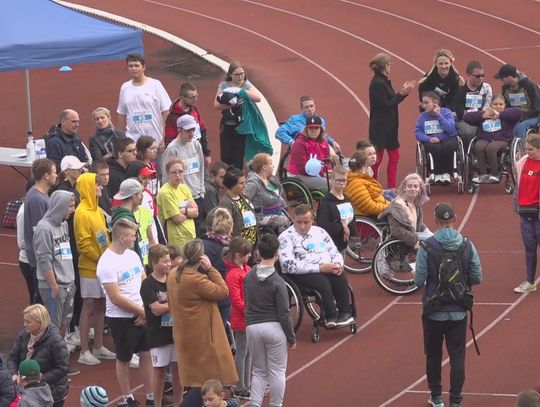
[442,173,451,184]
[65,331,80,347]
[434,174,443,184]
[78,350,101,366]
[129,353,140,368]
[89,328,95,340]
[488,175,500,183]
[514,281,536,293]
[93,346,116,360]
[66,343,77,354]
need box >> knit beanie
[80,386,109,406]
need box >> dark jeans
[423,137,459,174]
[220,124,246,170]
[520,216,540,283]
[287,272,351,320]
[19,261,34,304]
[194,197,205,238]
[30,265,42,305]
[423,316,467,405]
[181,387,203,407]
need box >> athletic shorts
[39,283,75,329]
[80,277,104,299]
[106,317,149,362]
[150,343,177,368]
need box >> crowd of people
[0,48,539,407]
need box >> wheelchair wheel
[415,142,427,181]
[510,137,525,183]
[344,217,383,274]
[372,238,420,296]
[283,278,304,333]
[456,137,467,194]
[281,179,313,208]
[277,146,291,182]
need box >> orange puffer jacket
[344,171,389,216]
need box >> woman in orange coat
[344,148,390,217]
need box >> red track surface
[2,1,540,405]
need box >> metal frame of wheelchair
[465,136,525,194]
[281,273,358,343]
[415,136,467,195]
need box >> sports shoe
[64,331,80,347]
[67,366,80,376]
[428,173,435,183]
[434,174,443,184]
[428,395,444,407]
[66,343,77,354]
[93,346,116,360]
[163,381,173,394]
[235,388,250,399]
[441,173,451,184]
[514,281,536,293]
[78,350,101,365]
[488,174,501,183]
[145,398,155,406]
[449,403,461,407]
[336,312,354,327]
[325,318,337,329]
[117,397,140,407]
[129,353,140,368]
[89,327,95,340]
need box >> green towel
[235,88,273,161]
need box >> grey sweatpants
[234,331,251,391]
[246,322,288,407]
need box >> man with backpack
[414,202,483,407]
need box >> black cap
[305,115,323,128]
[435,202,455,221]
[494,64,517,79]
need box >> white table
[0,147,33,178]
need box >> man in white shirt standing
[96,218,153,407]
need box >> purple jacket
[415,107,457,143]
[463,107,522,142]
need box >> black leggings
[19,261,34,305]
[423,137,458,174]
[220,124,246,170]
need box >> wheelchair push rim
[344,217,383,274]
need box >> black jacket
[106,158,128,198]
[368,72,407,150]
[45,126,89,171]
[316,192,357,252]
[89,125,124,160]
[202,236,230,309]
[7,325,69,403]
[0,362,16,407]
[418,67,462,111]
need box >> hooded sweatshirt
[502,71,540,120]
[34,190,75,288]
[19,381,54,407]
[74,173,110,279]
[244,264,295,345]
[414,227,482,321]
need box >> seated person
[245,153,290,235]
[464,94,522,183]
[495,63,540,139]
[275,95,342,154]
[355,139,396,200]
[344,149,390,217]
[286,115,331,192]
[316,165,357,253]
[278,204,354,328]
[378,173,431,250]
[415,91,458,184]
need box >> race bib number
[140,240,149,258]
[161,313,173,327]
[118,265,143,285]
[59,242,72,260]
[482,119,502,133]
[465,93,483,109]
[150,178,159,195]
[336,202,354,224]
[304,240,327,253]
[508,92,527,107]
[242,210,257,228]
[179,200,189,210]
[194,123,201,140]
[183,157,200,175]
[132,111,152,124]
[96,230,108,248]
[424,120,443,135]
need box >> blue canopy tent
[0,0,143,135]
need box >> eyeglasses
[470,73,485,79]
[169,170,184,175]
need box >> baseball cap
[176,114,198,130]
[80,385,109,407]
[60,155,85,172]
[139,167,157,177]
[305,115,323,128]
[18,359,41,381]
[434,202,455,221]
[114,178,143,200]
[494,64,517,79]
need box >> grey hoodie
[34,190,75,288]
[19,381,54,407]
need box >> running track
[2,1,540,405]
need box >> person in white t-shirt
[96,218,153,407]
[117,54,172,147]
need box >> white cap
[176,115,197,130]
[60,155,84,172]
[114,178,143,200]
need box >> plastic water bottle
[26,134,36,162]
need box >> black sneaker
[145,398,155,406]
[235,388,250,399]
[336,312,354,327]
[117,398,140,407]
[67,367,80,376]
[163,381,173,394]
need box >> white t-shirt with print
[97,248,144,318]
[117,78,172,144]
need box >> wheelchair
[415,136,467,195]
[279,270,358,343]
[465,136,525,194]
[343,216,387,274]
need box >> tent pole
[24,69,33,136]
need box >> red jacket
[287,133,330,176]
[164,100,210,156]
[224,259,251,331]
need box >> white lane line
[143,0,371,116]
[286,297,402,381]
[107,384,144,406]
[379,276,540,406]
[241,0,424,74]
[485,45,540,52]
[340,0,505,64]
[436,0,540,37]
[408,389,517,398]
[398,302,513,306]
[0,261,17,266]
[0,233,16,237]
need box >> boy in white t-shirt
[96,218,153,407]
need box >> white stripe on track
[408,389,517,398]
[0,261,17,266]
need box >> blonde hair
[526,132,540,148]
[211,208,234,235]
[175,239,205,282]
[201,379,223,396]
[331,165,348,179]
[369,53,391,73]
[251,153,271,173]
[433,49,455,64]
[23,304,50,330]
[91,107,111,120]
[165,158,184,174]
[397,173,429,205]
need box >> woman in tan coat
[167,239,238,405]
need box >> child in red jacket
[225,237,252,399]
